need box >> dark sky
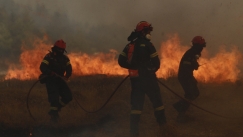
[13,0,243,54]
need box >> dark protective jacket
[178,47,200,80]
[118,37,160,77]
[40,52,72,78]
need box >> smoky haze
[15,0,243,49]
[1,0,243,70]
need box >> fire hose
[71,75,129,113]
[27,74,239,121]
[157,79,240,119]
[26,75,129,121]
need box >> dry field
[0,75,243,137]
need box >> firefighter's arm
[181,59,198,72]
[191,55,200,70]
[150,52,160,70]
[118,53,132,69]
[40,56,52,75]
[192,61,199,70]
[118,47,137,69]
[148,44,160,71]
[65,60,72,78]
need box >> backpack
[127,42,139,77]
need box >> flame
[4,34,242,83]
[69,50,126,76]
[195,47,241,83]
[4,38,127,80]
[157,34,242,83]
[4,38,50,80]
[157,34,188,78]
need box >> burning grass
[4,34,243,84]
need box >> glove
[194,62,199,70]
[146,61,158,73]
[195,54,200,59]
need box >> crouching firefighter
[118,21,167,136]
[39,39,73,122]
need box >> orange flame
[157,34,188,78]
[4,35,242,83]
[69,50,126,76]
[195,47,241,83]
[157,34,242,83]
[4,38,127,80]
[4,39,50,80]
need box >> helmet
[191,36,206,45]
[54,39,66,49]
[135,21,153,32]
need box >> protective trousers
[173,78,199,112]
[45,77,73,113]
[130,76,166,135]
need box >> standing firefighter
[39,39,72,122]
[118,21,167,136]
[173,36,206,122]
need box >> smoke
[11,0,243,51]
[1,0,243,72]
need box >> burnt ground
[1,76,243,137]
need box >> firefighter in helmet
[39,39,72,122]
[173,36,206,122]
[118,21,167,136]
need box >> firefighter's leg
[130,78,144,136]
[173,80,192,113]
[176,79,199,112]
[145,78,166,125]
[59,81,73,111]
[174,79,199,122]
[46,81,60,122]
[146,78,179,136]
[130,110,142,136]
[185,79,199,101]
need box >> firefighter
[39,39,72,122]
[173,36,206,122]
[118,21,167,136]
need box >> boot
[130,114,140,136]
